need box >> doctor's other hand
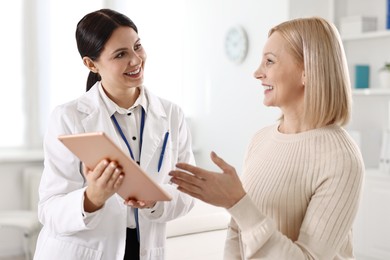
[83,160,124,212]
[169,151,246,209]
[125,199,157,209]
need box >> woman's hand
[169,151,246,209]
[84,159,124,212]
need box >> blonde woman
[169,17,364,259]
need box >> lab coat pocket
[157,144,177,176]
[149,246,164,258]
[36,236,103,260]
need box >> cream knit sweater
[224,124,364,260]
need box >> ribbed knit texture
[225,124,364,260]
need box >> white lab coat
[34,83,195,260]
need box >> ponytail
[86,72,101,92]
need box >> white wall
[113,0,288,172]
[289,0,335,21]
[179,0,288,171]
[113,0,288,170]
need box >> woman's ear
[301,71,306,86]
[83,57,98,73]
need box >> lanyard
[111,107,145,242]
[112,107,169,173]
[111,107,145,162]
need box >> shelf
[342,30,390,41]
[0,149,44,163]
[352,88,390,96]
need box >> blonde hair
[269,17,352,128]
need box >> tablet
[58,132,172,201]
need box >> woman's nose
[253,66,265,79]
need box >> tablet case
[58,132,172,201]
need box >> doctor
[34,8,195,260]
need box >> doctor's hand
[124,199,157,209]
[84,160,124,213]
[169,151,246,209]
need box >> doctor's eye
[134,43,142,51]
[115,51,126,59]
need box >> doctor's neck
[102,84,140,109]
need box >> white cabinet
[348,92,390,169]
[354,169,390,260]
[343,33,390,90]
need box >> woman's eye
[134,43,142,51]
[266,59,274,65]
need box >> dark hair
[75,9,138,91]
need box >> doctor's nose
[129,53,143,67]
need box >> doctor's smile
[125,67,142,77]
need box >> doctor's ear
[83,57,98,73]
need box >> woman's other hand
[169,151,246,208]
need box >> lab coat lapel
[140,90,168,171]
[76,86,123,149]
